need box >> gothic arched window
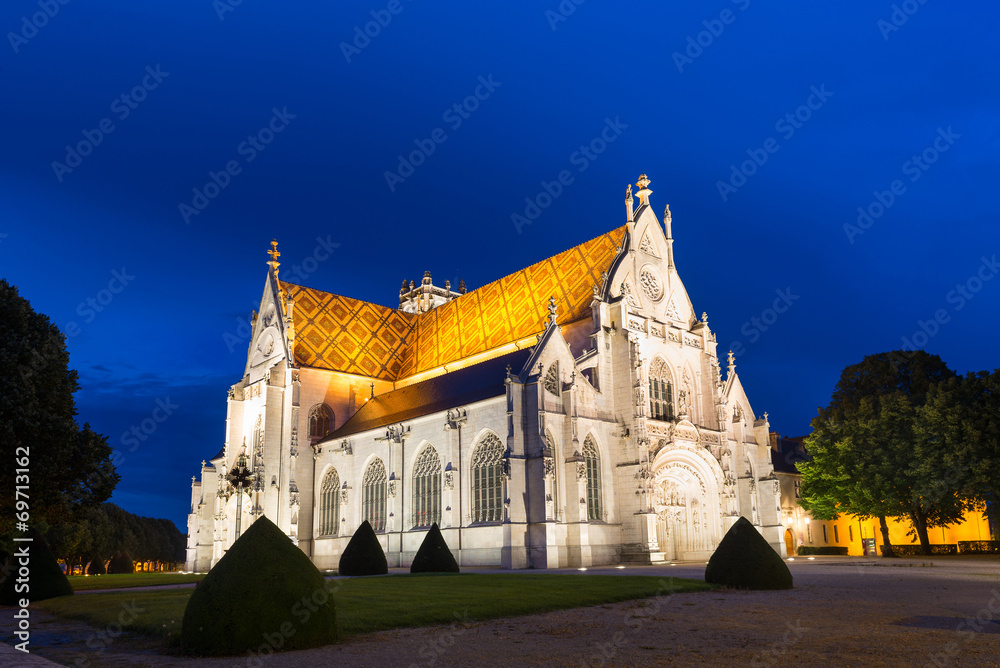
[309,404,334,442]
[318,468,340,536]
[412,446,441,528]
[362,458,387,533]
[471,433,504,523]
[648,359,674,422]
[583,436,603,521]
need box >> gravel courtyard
[3,556,999,667]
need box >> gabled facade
[186,175,784,571]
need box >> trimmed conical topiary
[339,520,388,576]
[181,516,337,656]
[86,553,107,575]
[107,552,134,574]
[705,517,793,590]
[410,524,459,573]
[0,528,74,604]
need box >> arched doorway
[784,529,795,557]
[652,448,724,561]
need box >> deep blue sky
[2,1,997,532]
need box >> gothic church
[185,175,784,571]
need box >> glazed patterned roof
[284,225,626,381]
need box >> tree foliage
[0,279,118,534]
[799,350,989,555]
[41,503,186,568]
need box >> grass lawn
[37,573,712,649]
[67,572,206,591]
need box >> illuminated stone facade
[185,175,784,571]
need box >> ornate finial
[727,350,736,372]
[370,382,375,400]
[664,204,671,220]
[764,411,769,422]
[702,312,708,323]
[201,460,206,468]
[592,283,600,298]
[422,270,432,284]
[506,363,512,374]
[401,279,408,294]
[548,296,558,324]
[635,174,652,207]
[626,183,632,200]
[444,279,451,291]
[267,239,280,263]
[459,279,467,294]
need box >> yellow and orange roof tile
[284,225,626,381]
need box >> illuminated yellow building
[771,435,996,556]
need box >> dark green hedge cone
[410,524,459,573]
[86,553,106,575]
[339,520,388,576]
[107,552,134,574]
[705,517,793,590]
[0,528,74,604]
[181,516,337,656]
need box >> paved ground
[3,556,999,667]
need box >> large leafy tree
[0,279,119,534]
[927,371,1000,539]
[799,351,958,556]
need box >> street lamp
[219,445,256,540]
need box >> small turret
[399,272,468,313]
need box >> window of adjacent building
[319,468,340,536]
[412,446,442,528]
[834,525,839,543]
[362,458,387,532]
[807,524,813,543]
[648,358,674,421]
[793,480,801,499]
[584,436,603,521]
[471,433,504,523]
[309,404,334,442]
[823,525,828,543]
[849,525,854,542]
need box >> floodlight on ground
[578,567,588,571]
